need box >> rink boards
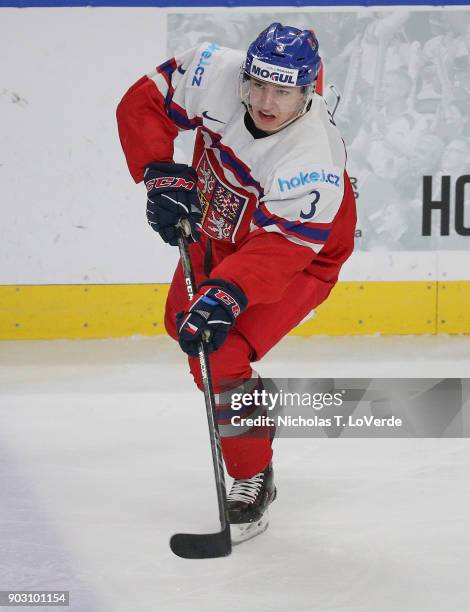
[0,280,469,339]
[1,6,469,339]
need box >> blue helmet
[244,23,321,88]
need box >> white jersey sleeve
[146,42,241,131]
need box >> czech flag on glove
[176,279,248,356]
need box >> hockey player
[117,23,356,543]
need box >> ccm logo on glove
[212,289,242,317]
[145,177,195,191]
[144,162,202,246]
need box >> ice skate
[228,463,277,545]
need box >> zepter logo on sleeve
[191,42,222,88]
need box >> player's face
[249,79,305,132]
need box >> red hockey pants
[164,242,335,479]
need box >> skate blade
[230,511,269,545]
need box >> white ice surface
[1,335,470,612]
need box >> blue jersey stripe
[254,207,331,243]
[202,128,264,197]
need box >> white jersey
[117,41,355,304]
[139,42,348,253]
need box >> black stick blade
[170,526,232,559]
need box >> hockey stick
[169,221,232,559]
[328,84,341,120]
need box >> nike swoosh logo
[177,65,186,75]
[202,111,225,124]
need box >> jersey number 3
[300,190,320,220]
